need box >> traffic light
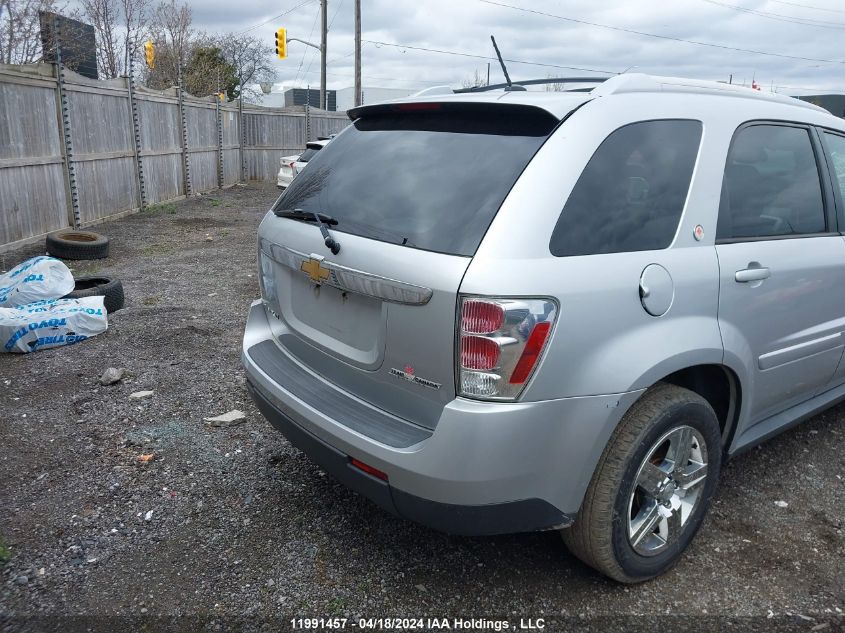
[274,28,287,59]
[143,40,155,69]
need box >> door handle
[735,267,771,283]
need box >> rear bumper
[276,171,293,189]
[247,379,568,534]
[242,300,643,534]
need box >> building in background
[252,85,420,112]
[335,86,416,112]
[797,95,845,118]
[283,87,337,111]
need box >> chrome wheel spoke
[629,499,661,547]
[627,424,710,557]
[637,462,669,497]
[666,505,682,544]
[674,462,708,491]
[667,426,694,471]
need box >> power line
[766,0,845,15]
[294,5,320,85]
[361,39,618,75]
[699,0,845,29]
[477,0,845,65]
[295,65,449,86]
[234,0,316,35]
[328,0,345,30]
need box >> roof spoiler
[346,100,561,125]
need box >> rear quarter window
[549,119,703,257]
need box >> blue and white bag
[0,256,74,308]
[1,296,108,353]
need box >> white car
[276,139,331,189]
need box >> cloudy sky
[191,0,845,95]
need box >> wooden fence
[0,63,349,252]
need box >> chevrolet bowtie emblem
[300,256,331,284]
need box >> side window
[717,124,826,240]
[549,120,702,257]
[823,132,845,206]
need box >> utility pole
[354,0,361,107]
[320,0,327,110]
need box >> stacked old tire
[46,230,125,313]
[46,230,110,260]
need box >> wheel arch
[659,364,743,451]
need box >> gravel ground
[0,183,843,632]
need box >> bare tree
[460,68,486,89]
[78,0,120,77]
[0,0,68,64]
[217,33,275,102]
[76,0,149,78]
[544,74,565,92]
[139,0,196,89]
[120,0,150,73]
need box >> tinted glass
[273,110,553,256]
[717,125,826,240]
[298,147,319,162]
[549,120,702,257]
[823,132,845,205]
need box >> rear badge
[300,255,332,284]
[390,365,441,390]
[693,224,704,241]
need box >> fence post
[238,95,245,182]
[305,87,311,142]
[127,48,147,209]
[177,63,192,196]
[55,27,81,228]
[216,97,224,189]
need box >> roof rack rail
[591,74,828,112]
[454,76,611,93]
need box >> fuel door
[639,264,674,317]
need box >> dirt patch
[172,216,236,229]
[0,183,843,629]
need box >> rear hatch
[258,101,560,429]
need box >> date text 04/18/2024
[289,618,546,630]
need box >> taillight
[461,335,500,370]
[457,297,557,400]
[462,299,504,333]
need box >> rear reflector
[350,458,388,481]
[509,322,552,384]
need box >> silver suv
[243,74,845,582]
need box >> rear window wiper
[274,208,338,225]
[274,208,341,254]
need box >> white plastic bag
[1,296,108,353]
[0,256,74,308]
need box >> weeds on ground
[141,295,161,305]
[0,533,11,564]
[144,203,178,215]
[327,597,347,615]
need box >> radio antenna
[490,36,525,91]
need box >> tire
[46,230,110,260]
[64,276,125,313]
[562,382,722,583]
